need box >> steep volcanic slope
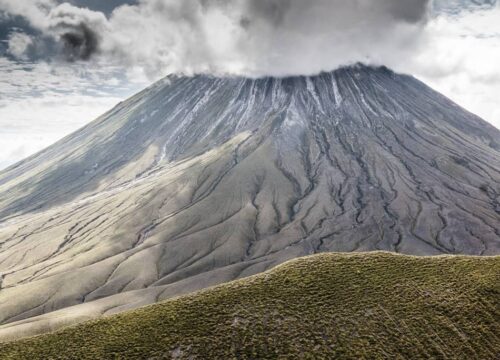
[0,65,499,340]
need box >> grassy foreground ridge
[0,252,498,359]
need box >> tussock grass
[0,252,498,359]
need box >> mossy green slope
[1,253,498,359]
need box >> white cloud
[0,0,57,37]
[0,58,144,170]
[401,5,500,128]
[98,0,432,77]
[0,94,122,169]
[6,32,33,59]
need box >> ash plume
[0,0,431,76]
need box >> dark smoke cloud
[59,23,98,61]
[46,3,107,61]
[0,0,432,77]
[383,0,430,22]
[0,1,107,61]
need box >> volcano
[0,64,499,340]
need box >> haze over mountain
[0,64,499,341]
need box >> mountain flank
[0,64,499,340]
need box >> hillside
[1,252,498,359]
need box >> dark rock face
[0,65,499,340]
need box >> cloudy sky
[0,0,499,170]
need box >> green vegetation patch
[0,252,498,359]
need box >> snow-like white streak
[331,74,342,108]
[306,77,325,114]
